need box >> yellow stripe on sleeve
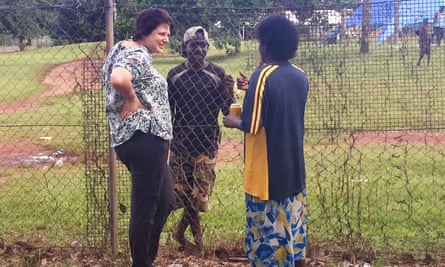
[292,64,305,73]
[250,65,278,134]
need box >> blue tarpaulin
[322,0,445,44]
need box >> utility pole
[105,0,114,52]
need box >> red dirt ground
[0,61,92,183]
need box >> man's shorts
[169,152,216,212]
[420,42,431,56]
[245,191,307,267]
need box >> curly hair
[133,8,173,41]
[256,15,299,61]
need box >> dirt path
[0,60,99,114]
[1,60,445,172]
[0,60,99,180]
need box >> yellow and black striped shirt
[240,62,309,200]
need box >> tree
[0,0,358,50]
[360,0,371,54]
[0,0,56,50]
[203,0,317,54]
[112,0,319,55]
[49,0,106,44]
[0,0,106,48]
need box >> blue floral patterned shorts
[245,191,307,267]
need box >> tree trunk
[18,36,26,52]
[392,0,399,44]
[360,0,371,54]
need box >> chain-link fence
[1,0,445,264]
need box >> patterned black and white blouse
[102,41,172,147]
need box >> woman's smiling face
[142,23,170,53]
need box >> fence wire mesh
[0,0,445,265]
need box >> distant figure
[433,4,445,45]
[417,17,432,66]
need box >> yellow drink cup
[230,103,242,117]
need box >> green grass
[306,142,445,253]
[299,42,445,132]
[0,165,87,245]
[1,40,445,260]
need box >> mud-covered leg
[188,206,203,252]
[172,211,188,249]
[173,196,196,250]
[295,259,306,267]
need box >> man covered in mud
[167,26,235,255]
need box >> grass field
[1,40,445,263]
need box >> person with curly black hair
[223,15,309,267]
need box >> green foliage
[112,1,320,55]
[0,1,359,54]
[0,1,55,50]
[0,31,10,46]
[51,0,106,43]
[0,0,106,47]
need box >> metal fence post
[104,0,118,256]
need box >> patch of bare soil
[0,60,99,174]
[0,235,250,267]
[1,235,443,267]
[349,130,445,145]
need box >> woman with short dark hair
[102,8,175,267]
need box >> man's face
[185,39,208,62]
